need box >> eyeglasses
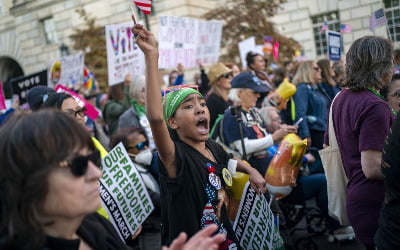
[391,90,400,99]
[162,84,199,97]
[59,150,101,177]
[220,72,233,79]
[313,67,321,72]
[127,141,149,151]
[64,107,87,118]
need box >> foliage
[203,0,301,67]
[70,9,108,91]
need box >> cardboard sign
[158,16,223,68]
[55,84,99,120]
[238,37,256,70]
[233,182,284,250]
[327,30,341,62]
[9,70,47,104]
[99,142,154,241]
[57,53,85,87]
[196,20,223,65]
[105,22,145,86]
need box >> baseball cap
[27,86,56,111]
[231,72,271,93]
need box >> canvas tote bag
[319,93,350,226]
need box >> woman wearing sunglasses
[133,24,266,249]
[0,110,122,249]
[206,62,233,129]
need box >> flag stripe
[133,0,152,14]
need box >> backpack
[210,113,241,158]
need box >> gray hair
[129,75,146,101]
[344,36,393,91]
[228,88,243,104]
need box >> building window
[311,12,341,56]
[384,0,400,42]
[42,17,58,44]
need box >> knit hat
[27,86,56,111]
[231,72,271,93]
[207,63,232,85]
[163,87,202,126]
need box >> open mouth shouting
[196,117,209,135]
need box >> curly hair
[343,36,393,91]
[0,110,95,249]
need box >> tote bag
[319,93,350,226]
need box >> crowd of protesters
[1,22,400,250]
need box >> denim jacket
[293,83,329,138]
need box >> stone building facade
[0,0,223,96]
[0,0,397,96]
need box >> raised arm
[133,24,176,178]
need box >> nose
[196,104,206,114]
[87,161,103,180]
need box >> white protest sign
[196,20,223,65]
[106,22,145,86]
[238,37,256,70]
[158,16,198,68]
[59,53,85,86]
[233,182,284,250]
[99,142,154,241]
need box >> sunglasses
[64,107,87,118]
[127,141,149,151]
[220,72,233,79]
[59,150,101,177]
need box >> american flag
[320,21,328,34]
[369,8,387,31]
[340,24,352,33]
[133,0,152,15]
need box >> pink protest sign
[55,84,99,120]
[0,81,6,110]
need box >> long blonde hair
[292,60,316,85]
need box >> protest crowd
[2,5,400,250]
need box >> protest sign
[233,182,284,250]
[9,70,47,104]
[106,22,145,86]
[327,30,341,62]
[99,142,154,241]
[0,81,6,110]
[57,53,85,87]
[55,84,99,120]
[196,20,223,65]
[238,37,256,70]
[158,16,198,68]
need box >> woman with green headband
[133,24,266,249]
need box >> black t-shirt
[375,114,400,249]
[159,139,238,247]
[206,93,230,129]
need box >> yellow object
[228,172,249,200]
[265,133,307,199]
[222,168,233,187]
[276,78,296,100]
[92,137,110,220]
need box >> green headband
[163,88,202,126]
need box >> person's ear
[168,118,179,129]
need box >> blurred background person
[103,82,130,136]
[381,73,400,114]
[206,62,233,129]
[118,75,155,150]
[246,51,274,90]
[317,59,340,103]
[332,61,345,87]
[292,60,328,149]
[222,72,296,175]
[224,62,241,77]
